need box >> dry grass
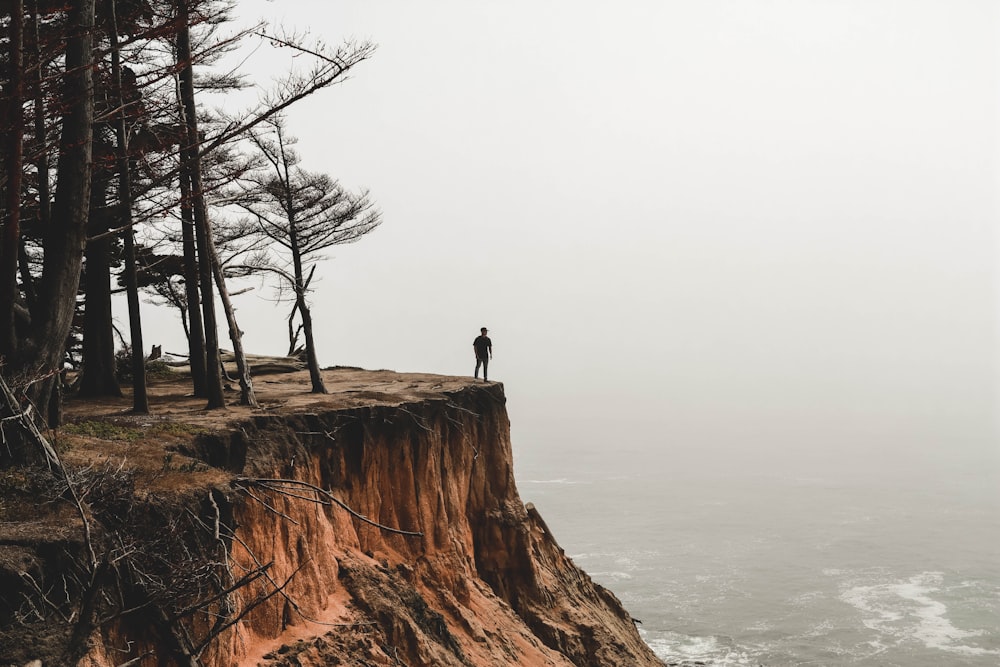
[47,367,485,498]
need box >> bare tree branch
[236,477,423,537]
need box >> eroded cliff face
[201,383,660,666]
[3,375,662,666]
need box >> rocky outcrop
[1,377,662,666]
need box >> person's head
[481,327,488,335]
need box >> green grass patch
[61,420,144,441]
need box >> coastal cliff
[0,371,663,666]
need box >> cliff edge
[0,369,663,666]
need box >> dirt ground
[49,366,492,495]
[64,366,488,428]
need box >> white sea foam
[641,629,758,666]
[841,572,1000,657]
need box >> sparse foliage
[230,116,381,393]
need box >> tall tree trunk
[211,255,257,406]
[29,0,96,426]
[0,0,25,358]
[109,0,148,413]
[176,0,224,409]
[297,294,326,394]
[290,259,324,394]
[179,162,207,396]
[78,173,121,397]
[280,139,325,394]
[14,0,48,317]
[27,0,49,231]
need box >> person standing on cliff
[473,327,492,381]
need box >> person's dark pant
[475,356,489,381]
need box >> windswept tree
[233,116,381,393]
[0,0,378,437]
[170,7,376,407]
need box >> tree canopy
[0,0,381,455]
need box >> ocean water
[513,431,1000,666]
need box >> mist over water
[511,369,1000,665]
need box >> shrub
[115,347,178,384]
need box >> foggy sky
[133,1,998,475]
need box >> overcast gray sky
[135,1,998,470]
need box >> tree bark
[297,294,326,393]
[290,257,324,393]
[78,172,122,397]
[28,0,96,425]
[176,0,224,409]
[109,0,148,413]
[27,0,49,232]
[179,160,207,396]
[211,252,257,406]
[0,0,25,357]
[14,0,48,317]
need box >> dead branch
[191,561,301,657]
[220,524,359,629]
[18,571,70,622]
[296,428,342,444]
[168,564,272,624]
[236,477,423,537]
[233,482,300,525]
[115,652,154,667]
[445,401,479,418]
[0,372,61,468]
[398,407,432,433]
